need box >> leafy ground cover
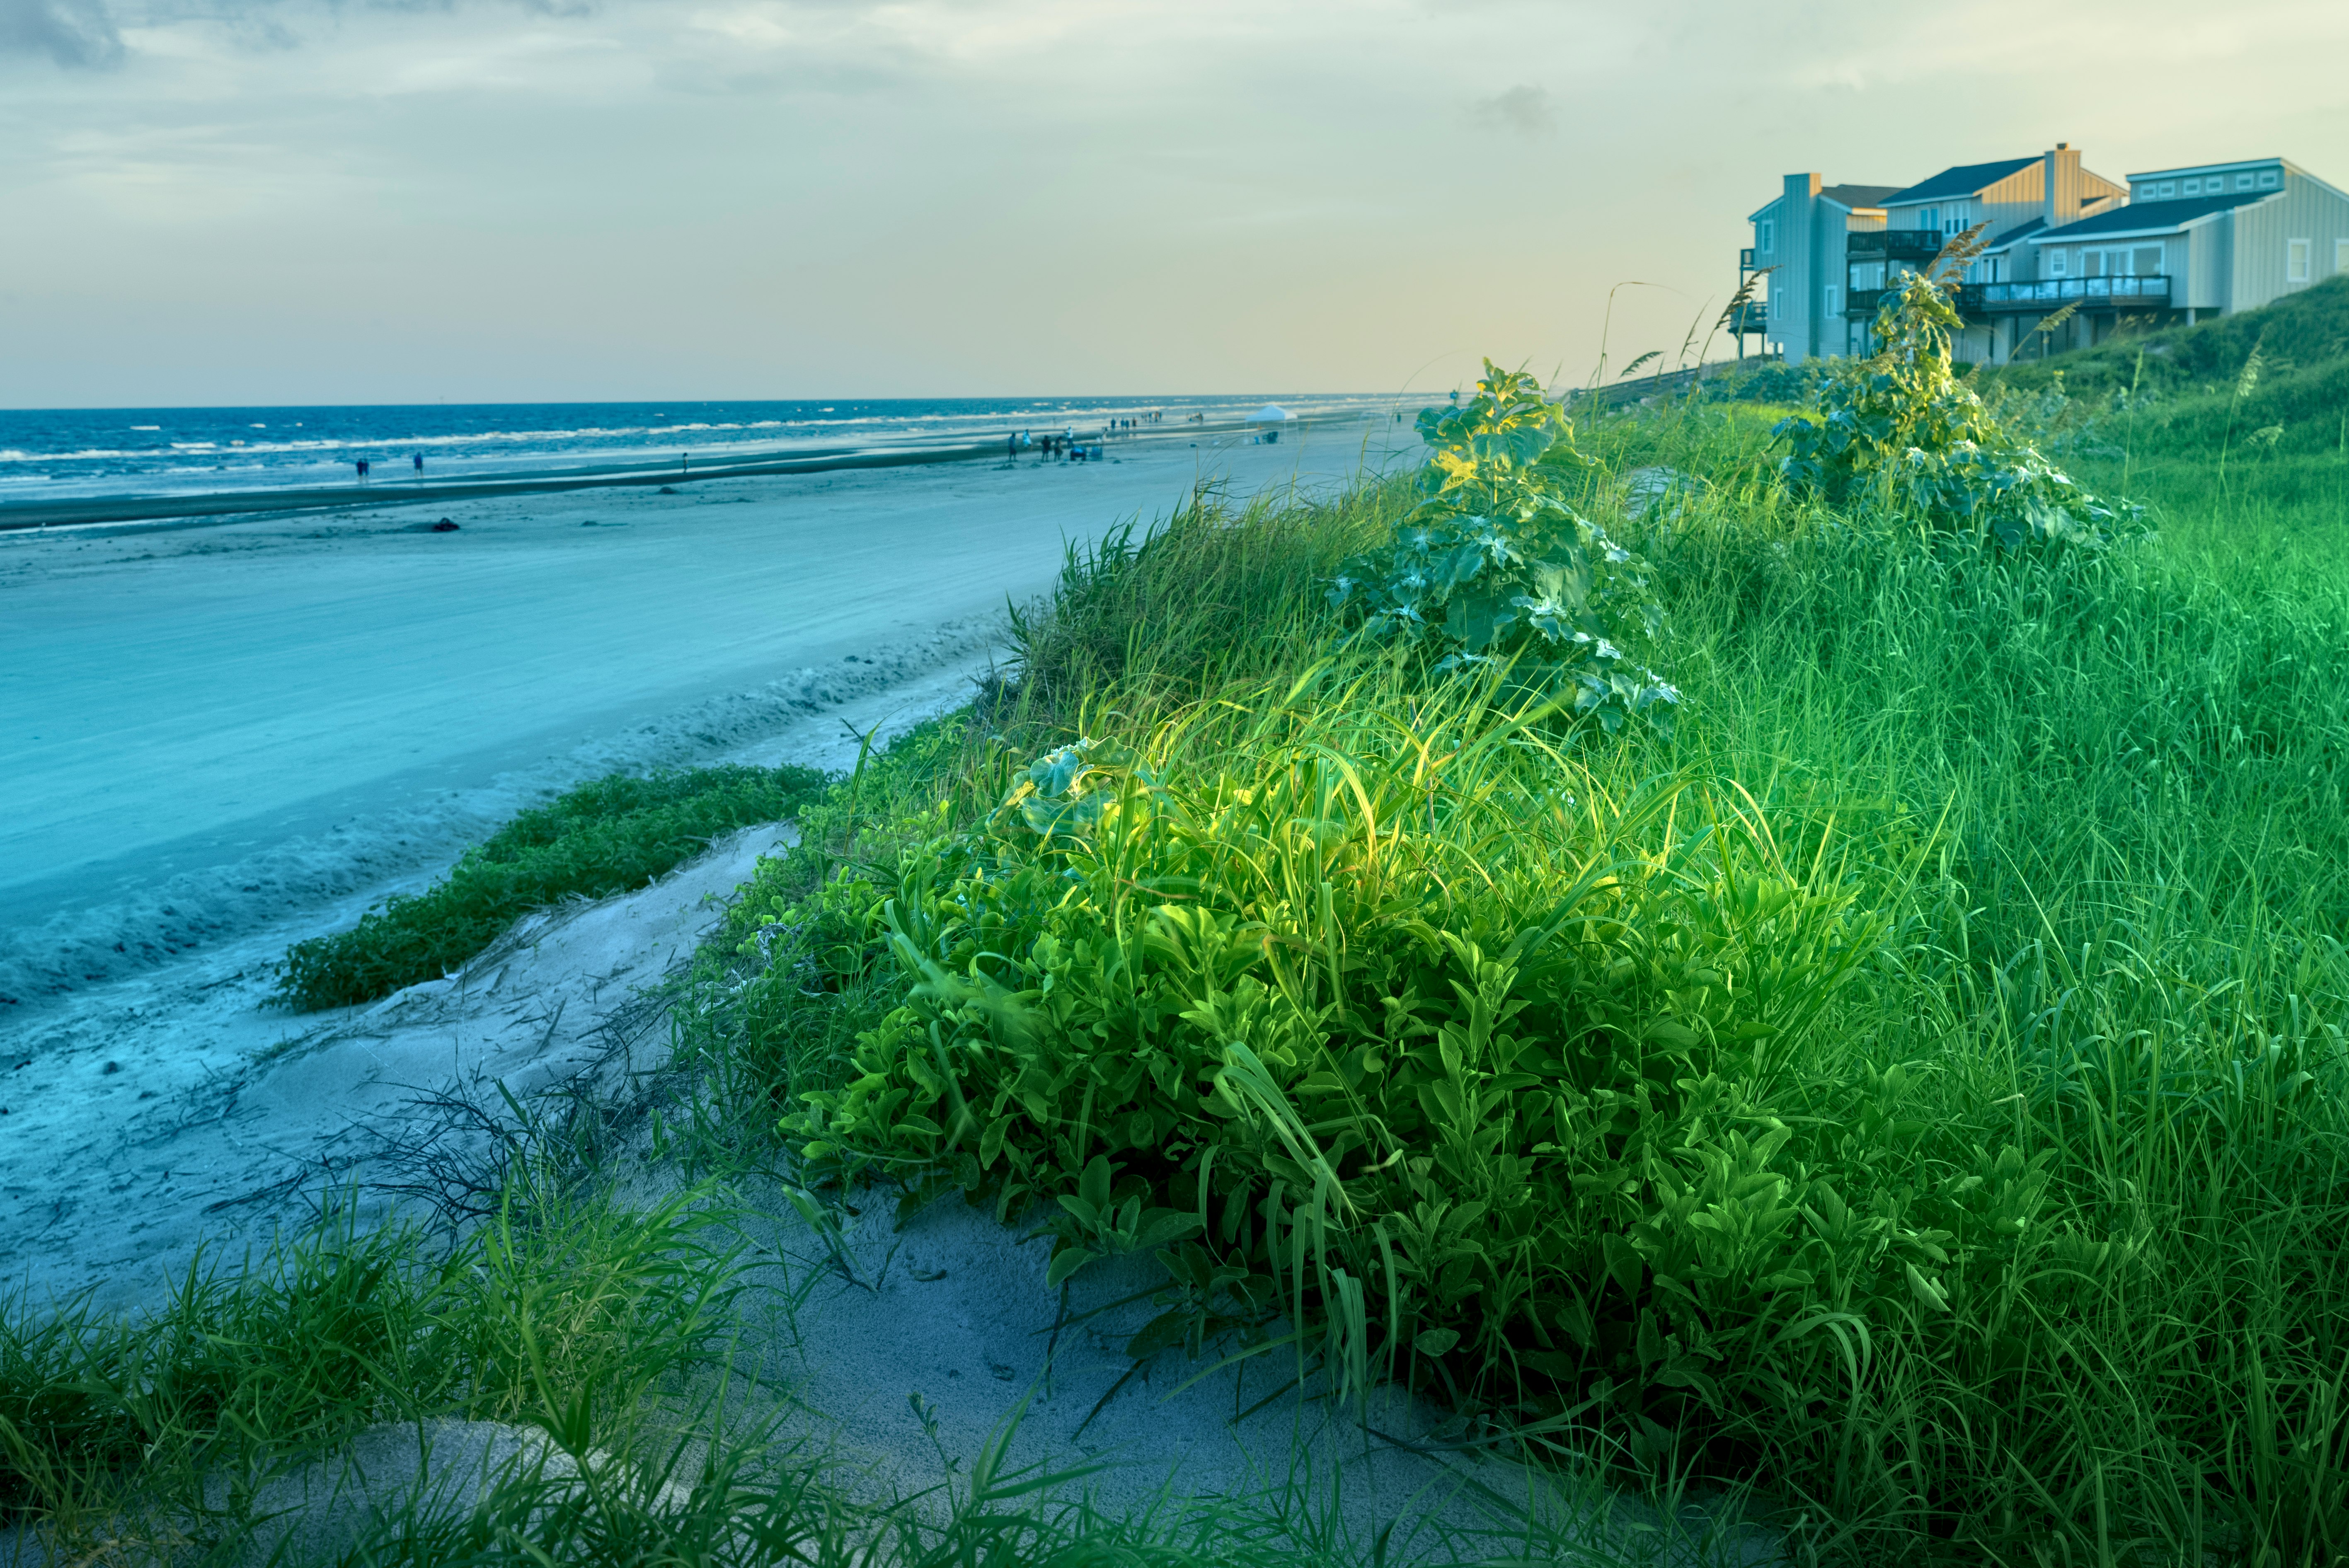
[276,764,828,1011]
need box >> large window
[2133,246,2163,277]
[1849,260,1886,291]
[2288,239,2312,283]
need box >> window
[1922,206,1939,233]
[1759,219,1775,254]
[2049,249,2068,277]
[2158,181,2176,197]
[2183,178,2201,196]
[2337,238,2349,275]
[2259,169,2281,189]
[2083,250,2106,277]
[2288,239,2312,283]
[2133,246,2163,277]
[1825,284,1840,317]
[2236,173,2255,190]
[1850,260,1886,291]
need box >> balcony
[1723,301,1770,334]
[1740,247,1757,270]
[1847,229,1944,261]
[1960,276,2172,313]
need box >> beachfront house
[2007,158,2349,351]
[1737,146,2349,364]
[1738,177,1901,364]
[1741,148,2125,364]
[1871,147,2126,362]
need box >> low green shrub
[1774,272,2140,549]
[276,764,828,1011]
[760,666,1985,1453]
[1331,363,1678,736]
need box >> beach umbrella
[1247,404,1293,422]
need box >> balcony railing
[1847,230,1945,261]
[1845,275,2174,321]
[1961,276,2172,313]
[1723,301,1770,334]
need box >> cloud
[1,0,125,65]
[1471,82,1552,137]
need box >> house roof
[1979,216,2046,254]
[1821,183,1901,210]
[1747,181,1901,223]
[1884,157,2040,205]
[2039,188,2274,242]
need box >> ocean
[0,394,1403,506]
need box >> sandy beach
[0,425,1418,1282]
[0,424,1410,1009]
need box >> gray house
[1739,177,1900,364]
[1743,148,2124,364]
[2009,158,2349,350]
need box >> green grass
[1986,273,2349,459]
[276,764,830,1011]
[686,394,2349,1564]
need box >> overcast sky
[4,0,2344,406]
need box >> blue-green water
[0,394,1393,503]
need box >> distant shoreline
[0,414,1363,535]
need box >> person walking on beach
[412,452,424,476]
[356,458,370,482]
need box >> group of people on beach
[999,410,1178,466]
[1007,428,1107,464]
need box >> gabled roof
[1884,157,2039,205]
[1821,183,1901,210]
[1979,216,2046,254]
[2039,188,2275,242]
[1747,181,1901,223]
